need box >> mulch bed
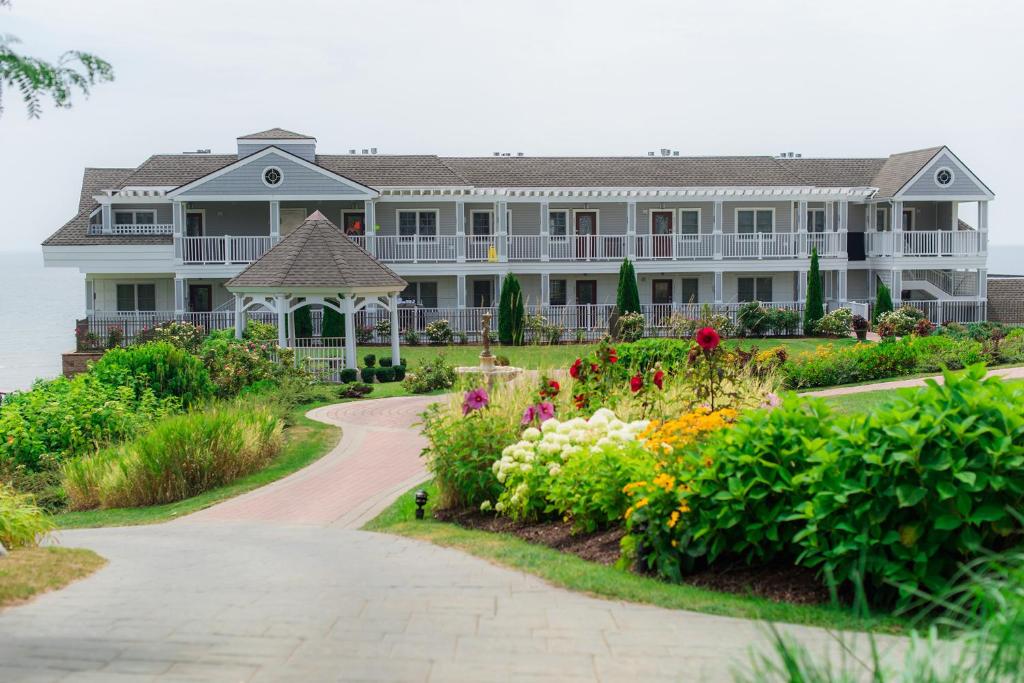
[434,508,830,605]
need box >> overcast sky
[0,0,1020,251]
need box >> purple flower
[536,402,556,422]
[462,387,489,415]
[521,404,537,425]
[763,392,782,409]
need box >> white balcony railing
[180,236,274,264]
[866,230,985,258]
[634,234,716,260]
[88,223,174,236]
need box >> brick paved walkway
[0,394,903,682]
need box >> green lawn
[376,337,855,372]
[821,376,1024,416]
[0,547,106,608]
[365,481,905,634]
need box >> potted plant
[852,314,869,341]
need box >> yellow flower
[668,510,680,528]
[652,473,675,491]
[634,497,649,510]
[678,502,691,514]
[671,540,679,547]
[622,481,647,495]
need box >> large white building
[42,128,993,342]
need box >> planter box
[62,351,106,379]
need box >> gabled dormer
[237,128,316,162]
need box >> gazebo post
[233,295,244,340]
[389,293,401,366]
[275,295,287,348]
[343,295,357,369]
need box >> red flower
[696,327,721,351]
[590,363,599,373]
[541,379,560,398]
[653,370,665,390]
[569,358,582,379]
[608,347,618,363]
[630,374,643,393]
[573,394,586,409]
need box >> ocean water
[0,252,83,392]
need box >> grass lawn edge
[0,547,107,610]
[364,481,907,635]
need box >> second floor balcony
[865,230,986,258]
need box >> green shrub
[135,321,205,354]
[795,366,1024,607]
[339,368,359,383]
[243,318,277,341]
[908,335,986,372]
[873,283,894,323]
[876,309,916,337]
[0,374,178,471]
[392,365,407,382]
[360,367,377,383]
[0,483,55,549]
[402,354,456,394]
[91,342,214,408]
[425,319,454,345]
[498,274,525,345]
[62,400,284,510]
[615,311,646,343]
[375,366,396,383]
[766,308,801,336]
[737,301,770,337]
[199,335,291,398]
[616,260,641,315]
[338,383,373,399]
[363,353,377,368]
[804,249,824,335]
[378,357,406,368]
[421,402,515,508]
[999,328,1024,364]
[813,308,852,337]
[782,338,917,389]
[615,338,691,375]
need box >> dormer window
[262,166,283,187]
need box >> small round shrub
[615,311,647,342]
[91,342,214,408]
[813,308,853,337]
[339,368,359,383]
[360,367,377,383]
[375,366,396,383]
[363,353,376,368]
[425,319,454,345]
[392,365,407,381]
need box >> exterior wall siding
[903,152,988,197]
[637,202,715,235]
[237,142,316,162]
[91,276,175,311]
[722,201,793,233]
[178,152,371,197]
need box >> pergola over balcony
[225,211,407,368]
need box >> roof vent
[672,151,679,156]
[370,147,377,154]
[349,149,356,154]
[361,149,368,154]
[184,149,211,155]
[493,152,501,157]
[516,152,524,157]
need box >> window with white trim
[680,278,699,304]
[679,209,700,237]
[400,281,438,308]
[116,283,156,312]
[397,210,438,240]
[737,277,772,303]
[470,211,492,236]
[737,209,773,236]
[807,208,826,233]
[114,210,156,225]
[549,211,568,239]
[875,207,889,232]
[549,279,567,306]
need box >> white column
[364,199,376,256]
[275,295,287,347]
[455,200,466,263]
[978,200,989,253]
[495,200,508,262]
[867,202,876,231]
[838,199,849,258]
[713,201,724,260]
[101,203,112,235]
[343,296,357,369]
[389,294,401,366]
[892,201,904,256]
[233,295,244,339]
[172,200,184,261]
[796,200,808,257]
[269,201,281,244]
[456,274,467,309]
[891,270,903,305]
[496,273,505,307]
[84,278,95,315]
[979,268,988,300]
[713,270,724,304]
[868,270,877,301]
[837,270,848,303]
[949,201,958,231]
[540,272,550,306]
[539,201,550,262]
[287,311,295,345]
[825,201,835,232]
[626,201,637,260]
[174,277,186,315]
[798,270,808,302]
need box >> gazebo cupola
[225,211,407,368]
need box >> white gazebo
[225,211,407,368]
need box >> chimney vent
[370,147,377,154]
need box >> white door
[280,208,307,236]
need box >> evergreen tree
[322,306,345,340]
[498,274,525,345]
[874,282,894,324]
[616,260,641,314]
[803,248,824,335]
[294,306,313,338]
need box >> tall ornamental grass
[0,483,54,549]
[63,401,283,510]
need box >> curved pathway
[0,395,897,682]
[803,364,1024,398]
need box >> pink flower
[764,392,782,408]
[536,402,556,421]
[462,387,489,415]
[696,327,721,351]
[521,404,537,425]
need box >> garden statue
[455,310,522,387]
[481,312,493,358]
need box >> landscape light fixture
[414,490,429,519]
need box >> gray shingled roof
[870,147,942,198]
[226,211,406,291]
[42,167,176,246]
[317,155,470,187]
[238,128,314,140]
[439,156,807,187]
[776,158,886,187]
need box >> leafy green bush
[873,283,893,323]
[425,319,454,345]
[339,368,359,383]
[813,308,852,337]
[62,400,284,510]
[199,335,291,398]
[375,366,396,383]
[615,311,646,342]
[766,308,801,336]
[737,301,770,337]
[243,318,277,341]
[134,321,205,353]
[91,342,213,408]
[0,374,178,471]
[782,338,917,389]
[795,366,1024,607]
[0,482,55,549]
[615,338,691,374]
[363,353,377,368]
[999,328,1024,364]
[421,402,515,508]
[392,365,407,382]
[876,309,917,337]
[908,335,986,372]
[360,367,377,383]
[402,354,456,394]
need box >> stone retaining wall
[61,351,105,379]
[988,277,1024,324]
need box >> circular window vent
[934,167,954,187]
[262,166,282,187]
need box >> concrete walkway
[803,364,1024,398]
[0,395,895,682]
